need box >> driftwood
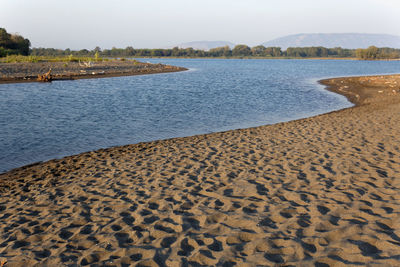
[37,69,52,82]
[79,60,93,67]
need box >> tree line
[0,28,31,57]
[1,28,399,60]
[355,46,400,60]
[29,45,355,58]
[29,45,400,60]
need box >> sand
[0,74,400,266]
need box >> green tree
[184,47,195,57]
[0,28,12,48]
[151,49,164,57]
[136,49,151,57]
[366,46,378,59]
[356,46,380,60]
[0,47,6,57]
[265,47,282,57]
[171,47,180,57]
[0,28,31,56]
[93,46,102,54]
[209,46,231,57]
[232,44,251,56]
[222,45,232,57]
[251,45,267,57]
[10,34,30,55]
[125,46,135,56]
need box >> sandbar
[0,60,187,84]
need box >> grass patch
[0,55,110,63]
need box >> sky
[1,0,400,50]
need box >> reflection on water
[0,59,399,172]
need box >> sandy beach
[0,74,400,266]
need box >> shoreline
[0,60,187,85]
[1,73,396,174]
[320,74,400,106]
[0,74,400,266]
[0,68,187,85]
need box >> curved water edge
[0,59,399,173]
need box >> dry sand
[0,74,400,266]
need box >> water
[1,59,399,172]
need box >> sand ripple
[1,75,400,266]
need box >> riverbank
[0,74,399,266]
[0,60,187,84]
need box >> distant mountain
[176,41,235,51]
[262,33,400,50]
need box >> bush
[0,28,30,57]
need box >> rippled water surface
[1,59,399,172]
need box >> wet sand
[0,74,400,266]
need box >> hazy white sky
[1,0,400,49]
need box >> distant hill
[176,41,235,51]
[262,33,400,50]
